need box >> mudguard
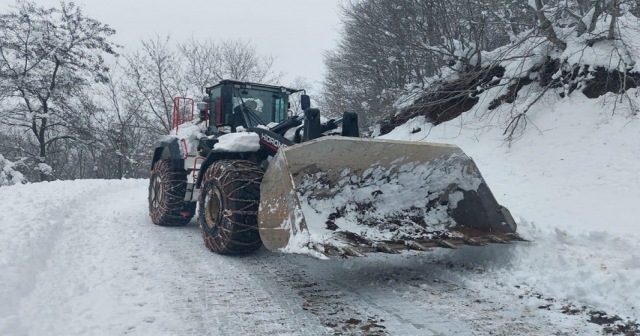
[151,136,184,170]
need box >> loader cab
[204,80,299,134]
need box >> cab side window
[274,98,286,123]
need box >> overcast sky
[7,0,343,88]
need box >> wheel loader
[148,79,520,258]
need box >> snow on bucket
[258,137,516,258]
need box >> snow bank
[0,179,139,333]
[379,89,640,319]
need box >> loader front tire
[198,159,263,254]
[148,159,193,226]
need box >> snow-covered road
[2,179,635,335]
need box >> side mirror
[341,112,359,137]
[301,94,311,110]
[197,102,208,121]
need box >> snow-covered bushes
[0,154,26,187]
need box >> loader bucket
[258,137,518,258]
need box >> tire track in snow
[237,253,479,336]
[13,180,330,335]
[143,213,332,335]
[145,214,475,335]
[222,243,606,335]
[8,180,164,335]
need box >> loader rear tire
[198,159,263,254]
[148,159,193,226]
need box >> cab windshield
[232,87,288,127]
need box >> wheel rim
[205,186,222,230]
[151,176,163,209]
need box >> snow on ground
[380,89,640,325]
[0,177,621,335]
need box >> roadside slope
[379,90,640,326]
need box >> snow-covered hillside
[380,89,640,331]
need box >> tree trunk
[588,0,602,33]
[534,0,567,50]
[118,156,123,180]
[608,0,617,40]
[38,117,49,182]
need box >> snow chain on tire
[148,158,193,226]
[198,159,264,254]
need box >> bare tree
[0,0,117,181]
[217,39,282,84]
[178,37,222,96]
[328,0,640,138]
[287,76,315,116]
[323,0,536,128]
[123,35,185,134]
[0,4,286,183]
[91,62,156,179]
[127,36,283,135]
[179,38,283,92]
